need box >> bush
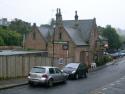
[95,55,113,66]
[0,36,4,46]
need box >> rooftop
[0,50,47,56]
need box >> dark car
[62,63,88,79]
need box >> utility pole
[52,25,56,66]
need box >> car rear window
[31,67,45,73]
[65,63,79,69]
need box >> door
[55,68,64,82]
[80,51,86,63]
[49,68,56,82]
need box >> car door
[49,68,57,82]
[55,68,64,82]
[78,64,84,77]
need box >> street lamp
[52,25,56,66]
[104,43,108,54]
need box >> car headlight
[72,70,76,74]
[61,70,64,72]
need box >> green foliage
[0,28,21,46]
[23,48,36,51]
[95,55,113,66]
[0,19,32,46]
[98,25,121,50]
[9,18,32,35]
[119,35,125,43]
[0,36,4,46]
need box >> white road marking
[120,78,125,80]
[102,88,107,90]
[110,83,115,86]
[96,91,105,94]
[116,80,120,83]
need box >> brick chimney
[56,8,63,27]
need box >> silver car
[28,66,68,87]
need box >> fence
[0,52,51,80]
[0,51,74,80]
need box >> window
[31,67,45,73]
[49,68,55,74]
[33,32,36,40]
[59,32,62,40]
[55,68,61,74]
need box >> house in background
[0,18,9,26]
[24,8,98,67]
[24,23,52,51]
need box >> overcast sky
[0,0,125,29]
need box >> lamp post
[62,41,69,64]
[104,43,108,55]
[52,25,56,66]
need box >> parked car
[110,52,120,59]
[28,66,68,87]
[110,51,125,59]
[119,50,125,56]
[62,63,88,79]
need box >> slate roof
[63,19,94,45]
[38,25,53,42]
[37,19,95,46]
[64,27,87,45]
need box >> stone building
[24,8,98,66]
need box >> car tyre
[62,79,67,84]
[75,74,79,80]
[48,79,53,87]
[28,81,34,86]
[84,72,87,78]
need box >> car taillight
[42,74,48,79]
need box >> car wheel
[48,79,53,87]
[28,81,34,86]
[84,72,87,78]
[62,79,67,84]
[75,74,79,80]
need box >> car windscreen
[31,67,45,73]
[65,63,79,69]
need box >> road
[0,59,125,94]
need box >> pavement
[0,78,28,90]
[0,57,125,92]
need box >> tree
[0,28,21,46]
[0,36,4,46]
[9,18,32,35]
[100,25,121,50]
[8,18,32,46]
[119,35,125,43]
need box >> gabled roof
[35,19,96,46]
[63,19,95,45]
[38,25,53,42]
[64,27,87,45]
